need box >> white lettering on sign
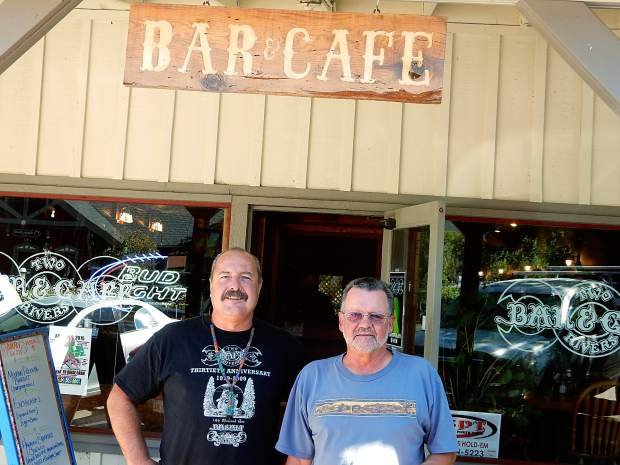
[141,20,174,72]
[138,22,437,87]
[0,252,187,325]
[494,279,620,358]
[225,24,257,76]
[178,23,215,75]
[283,28,311,79]
[399,32,432,86]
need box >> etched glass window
[0,196,226,433]
[439,219,619,464]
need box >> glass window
[440,219,619,464]
[0,196,227,433]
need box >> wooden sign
[0,329,76,465]
[125,4,447,103]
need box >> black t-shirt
[114,316,304,465]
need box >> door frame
[381,201,446,368]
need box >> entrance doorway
[250,211,383,360]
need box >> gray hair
[210,247,263,283]
[340,277,394,315]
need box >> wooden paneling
[578,84,595,205]
[0,4,618,211]
[352,100,403,194]
[169,90,220,184]
[0,39,43,175]
[529,34,547,203]
[434,3,523,26]
[306,98,355,191]
[124,87,175,182]
[215,93,265,186]
[399,100,444,196]
[82,12,130,180]
[261,95,311,188]
[36,14,91,178]
[446,33,496,199]
[591,96,620,206]
[542,47,582,204]
[494,34,536,201]
[399,26,454,197]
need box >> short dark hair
[340,277,393,315]
[210,247,263,283]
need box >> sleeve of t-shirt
[275,368,315,460]
[425,368,458,454]
[113,328,167,404]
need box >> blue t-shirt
[276,351,457,465]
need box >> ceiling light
[149,219,163,232]
[116,207,133,224]
[510,222,518,228]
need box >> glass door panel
[382,201,445,366]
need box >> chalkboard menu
[0,329,76,465]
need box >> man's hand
[423,452,457,465]
[285,456,312,465]
[107,384,156,465]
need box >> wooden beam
[0,0,83,76]
[518,0,620,117]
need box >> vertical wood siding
[82,12,130,180]
[0,7,618,208]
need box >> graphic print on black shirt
[114,316,304,465]
[201,341,265,446]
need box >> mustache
[222,289,248,301]
[353,329,376,337]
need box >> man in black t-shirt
[107,248,304,465]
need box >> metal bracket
[380,218,396,230]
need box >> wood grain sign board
[125,4,447,103]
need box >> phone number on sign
[459,449,485,457]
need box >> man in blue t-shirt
[277,277,457,465]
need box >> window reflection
[440,220,620,464]
[0,196,226,433]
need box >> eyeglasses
[340,311,390,325]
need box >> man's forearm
[107,384,156,465]
[423,452,457,465]
[285,456,312,465]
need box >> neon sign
[0,251,187,325]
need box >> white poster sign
[48,327,93,396]
[451,410,502,458]
[0,330,76,465]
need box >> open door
[381,201,445,368]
